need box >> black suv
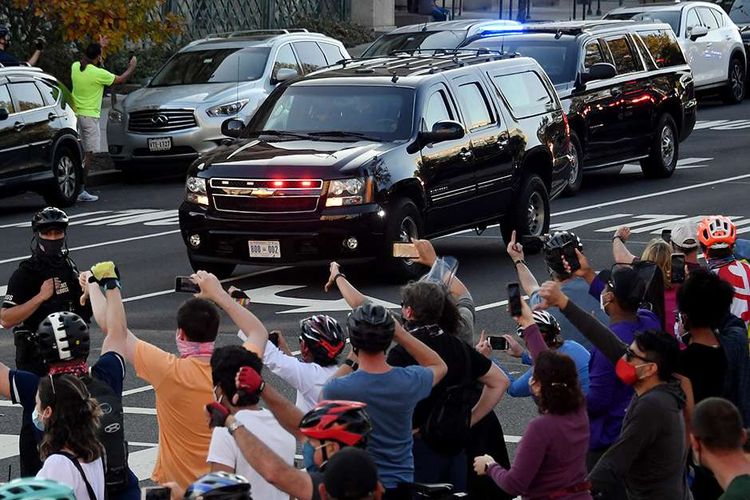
[0,66,83,206]
[179,52,571,279]
[463,21,697,193]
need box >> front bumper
[179,202,388,266]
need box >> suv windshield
[464,36,579,85]
[150,47,270,87]
[252,85,415,141]
[606,11,682,33]
[363,31,466,57]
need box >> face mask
[32,407,45,432]
[301,441,320,473]
[615,357,639,385]
[38,238,65,256]
[599,292,609,314]
[175,331,215,359]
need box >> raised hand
[503,334,524,358]
[507,230,525,263]
[411,239,438,267]
[324,262,341,292]
[234,366,265,405]
[191,270,225,301]
[536,281,569,310]
[475,330,491,357]
[614,226,631,242]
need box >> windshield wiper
[307,131,381,141]
[251,130,317,140]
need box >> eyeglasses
[625,347,653,364]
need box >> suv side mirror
[0,108,8,121]
[221,118,245,138]
[580,62,617,84]
[688,25,709,41]
[272,68,298,84]
[409,120,465,153]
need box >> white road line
[0,211,112,229]
[0,434,19,460]
[130,446,160,481]
[129,441,158,447]
[122,385,154,396]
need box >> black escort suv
[463,21,697,193]
[178,52,572,279]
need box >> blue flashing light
[475,20,525,37]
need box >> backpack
[84,377,128,496]
[420,343,474,455]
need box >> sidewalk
[455,0,642,21]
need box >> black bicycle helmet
[347,303,395,353]
[543,231,583,277]
[184,472,251,499]
[36,312,90,364]
[299,400,373,447]
[31,207,69,233]
[300,315,346,364]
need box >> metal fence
[162,0,349,39]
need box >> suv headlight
[108,108,123,123]
[206,99,249,117]
[325,178,371,207]
[186,176,208,206]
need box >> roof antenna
[391,71,399,83]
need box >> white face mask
[600,292,608,314]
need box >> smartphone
[507,282,523,317]
[671,253,686,284]
[562,243,581,273]
[393,242,419,259]
[268,331,280,347]
[661,229,672,244]
[142,486,171,500]
[488,336,509,350]
[175,276,199,294]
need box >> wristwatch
[344,358,359,371]
[333,273,347,282]
[514,259,527,267]
[227,419,244,436]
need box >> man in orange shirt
[89,266,268,488]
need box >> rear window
[492,71,554,118]
[605,10,681,34]
[150,47,270,87]
[637,30,687,68]
[362,31,466,57]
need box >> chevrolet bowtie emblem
[221,187,276,197]
[251,188,275,197]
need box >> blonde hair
[641,239,672,289]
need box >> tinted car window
[423,90,453,131]
[36,80,60,106]
[293,41,328,73]
[363,31,466,57]
[606,11,682,34]
[456,83,493,130]
[728,0,750,23]
[698,7,721,29]
[150,48,270,86]
[10,82,46,112]
[638,30,687,67]
[633,35,658,71]
[0,85,14,114]
[493,71,553,118]
[255,85,414,141]
[606,37,641,74]
[273,44,301,79]
[319,43,345,64]
[584,41,606,68]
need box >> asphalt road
[1,96,750,485]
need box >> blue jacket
[719,313,750,426]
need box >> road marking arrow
[240,284,399,314]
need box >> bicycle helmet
[347,303,395,353]
[37,311,90,364]
[517,310,561,344]
[32,207,69,233]
[299,400,373,447]
[697,215,736,250]
[0,478,75,500]
[300,315,346,364]
[543,231,583,277]
[0,25,9,41]
[184,472,251,499]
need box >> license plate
[248,240,281,258]
[147,137,172,152]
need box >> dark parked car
[464,21,697,193]
[179,52,571,279]
[0,66,83,206]
[713,0,750,73]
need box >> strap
[52,452,99,500]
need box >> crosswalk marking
[620,157,712,175]
[0,209,179,229]
[695,120,750,131]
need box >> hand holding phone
[488,336,509,350]
[175,276,200,294]
[507,282,523,317]
[393,242,419,259]
[142,486,171,500]
[670,253,686,284]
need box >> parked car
[179,52,571,279]
[361,19,521,57]
[0,66,82,206]
[605,2,746,103]
[464,21,697,193]
[106,29,350,174]
[712,0,750,70]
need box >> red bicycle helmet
[299,400,372,447]
[697,216,736,250]
[300,315,346,364]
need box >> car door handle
[459,149,473,161]
[48,112,58,121]
[610,88,622,97]
[497,138,510,148]
[13,121,24,132]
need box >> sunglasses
[625,347,653,364]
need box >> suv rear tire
[188,255,236,279]
[43,146,81,207]
[500,174,550,252]
[641,113,678,179]
[382,198,426,281]
[723,56,746,104]
[563,132,583,196]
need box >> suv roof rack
[203,28,310,39]
[0,64,45,74]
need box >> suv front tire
[382,198,426,281]
[641,113,678,179]
[43,146,81,207]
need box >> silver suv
[106,29,349,173]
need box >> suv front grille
[209,178,324,214]
[128,109,197,132]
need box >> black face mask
[32,235,67,266]
[38,238,65,255]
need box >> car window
[638,29,687,67]
[0,85,14,114]
[292,41,328,73]
[272,44,301,80]
[149,48,270,86]
[709,8,726,26]
[632,35,658,71]
[698,7,721,29]
[605,36,641,74]
[605,11,682,35]
[10,82,46,112]
[362,30,466,57]
[422,90,454,131]
[36,80,60,106]
[492,71,554,118]
[686,9,703,34]
[584,41,606,69]
[456,82,493,130]
[319,43,346,65]
[728,0,750,24]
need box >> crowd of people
[1,207,750,500]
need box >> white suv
[606,1,746,103]
[106,29,350,174]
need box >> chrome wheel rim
[56,156,76,199]
[527,191,545,237]
[660,125,675,169]
[568,143,580,185]
[400,216,419,266]
[731,62,744,101]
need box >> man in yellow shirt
[71,39,136,202]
